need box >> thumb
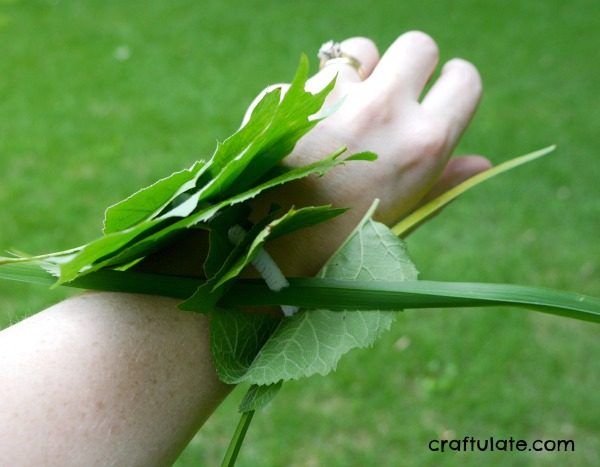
[419,155,492,205]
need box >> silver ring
[318,40,366,80]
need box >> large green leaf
[221,202,419,385]
[202,55,335,201]
[102,77,283,235]
[209,309,280,383]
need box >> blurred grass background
[0,0,598,465]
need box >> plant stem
[221,410,255,467]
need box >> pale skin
[0,32,490,466]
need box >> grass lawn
[1,0,598,465]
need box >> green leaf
[102,81,282,236]
[56,217,166,284]
[0,262,59,286]
[209,87,283,176]
[46,58,351,284]
[93,147,356,278]
[209,309,280,383]
[239,383,282,413]
[197,56,335,203]
[213,205,347,289]
[222,201,419,385]
[180,209,284,312]
[103,161,205,234]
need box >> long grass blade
[224,278,600,323]
[0,264,597,323]
[391,145,556,236]
[0,263,198,299]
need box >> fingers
[418,155,492,204]
[306,37,379,92]
[367,31,439,101]
[421,58,482,146]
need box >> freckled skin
[0,293,231,466]
[0,33,487,465]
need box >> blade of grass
[224,278,600,323]
[221,410,255,467]
[392,145,556,236]
[0,263,198,299]
[0,246,81,265]
[0,264,597,323]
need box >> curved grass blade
[392,145,556,236]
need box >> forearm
[0,292,231,467]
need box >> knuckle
[350,89,395,128]
[341,110,377,139]
[411,120,449,157]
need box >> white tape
[228,225,299,317]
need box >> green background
[0,0,598,465]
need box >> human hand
[249,32,491,276]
